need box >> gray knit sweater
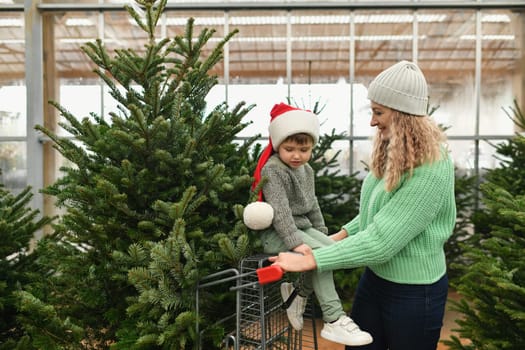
[261,154,328,249]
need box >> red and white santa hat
[268,102,320,151]
[253,102,319,200]
[243,102,319,230]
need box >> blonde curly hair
[370,111,447,192]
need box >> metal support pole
[24,0,44,239]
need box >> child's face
[277,139,313,169]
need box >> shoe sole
[320,329,373,346]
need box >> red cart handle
[256,265,284,285]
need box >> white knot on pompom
[243,201,274,230]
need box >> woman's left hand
[269,252,317,272]
[329,228,348,241]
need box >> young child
[245,102,372,346]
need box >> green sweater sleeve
[313,155,456,283]
[342,215,360,236]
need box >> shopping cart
[196,254,319,350]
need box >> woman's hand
[329,228,348,242]
[269,252,317,272]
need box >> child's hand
[329,229,348,242]
[293,243,313,256]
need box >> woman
[270,60,456,350]
[249,102,372,346]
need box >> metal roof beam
[35,1,525,13]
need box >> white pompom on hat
[243,102,319,230]
[243,201,274,230]
[367,60,429,116]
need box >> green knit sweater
[313,152,456,284]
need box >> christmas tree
[445,170,478,282]
[0,179,59,349]
[21,0,256,348]
[443,102,525,350]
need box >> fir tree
[444,182,525,350]
[0,180,65,349]
[430,120,478,283]
[443,105,525,349]
[471,100,525,240]
[24,0,256,348]
[445,170,477,282]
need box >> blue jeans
[346,268,448,350]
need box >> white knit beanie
[367,60,429,116]
[268,103,320,151]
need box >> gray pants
[261,227,346,323]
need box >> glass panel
[224,10,289,138]
[354,9,414,86]
[0,85,26,137]
[224,82,354,140]
[449,139,502,178]
[352,139,374,177]
[0,12,25,138]
[0,141,26,190]
[53,11,98,81]
[352,83,374,138]
[480,9,520,135]
[13,3,525,191]
[229,10,288,84]
[288,10,351,138]
[225,83,287,138]
[353,9,414,142]
[165,10,225,80]
[323,139,352,176]
[419,9,477,136]
[449,140,474,175]
[291,9,350,85]
[58,84,103,137]
[291,82,352,136]
[104,10,159,57]
[0,12,24,83]
[52,11,99,136]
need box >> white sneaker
[320,315,373,346]
[280,282,307,331]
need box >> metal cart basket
[196,254,319,350]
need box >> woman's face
[277,139,313,169]
[370,102,395,140]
